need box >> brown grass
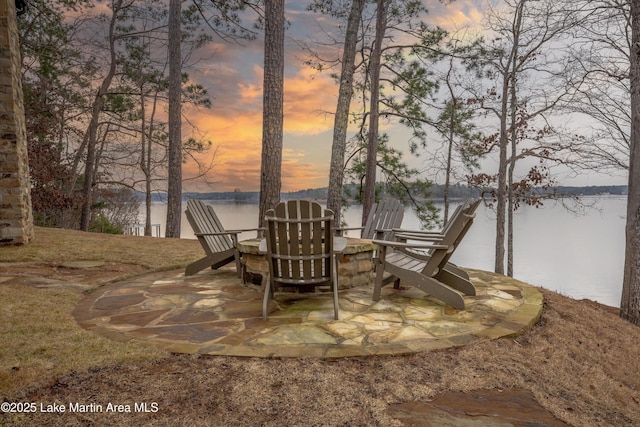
[1,227,640,426]
[0,227,203,397]
[0,226,203,268]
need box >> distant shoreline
[143,184,628,203]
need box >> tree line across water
[148,184,629,204]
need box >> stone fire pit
[237,237,377,290]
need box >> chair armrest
[195,231,242,237]
[225,227,264,234]
[336,226,364,231]
[335,226,364,237]
[195,228,263,237]
[391,228,445,241]
[372,239,449,250]
[391,228,445,236]
[394,232,446,243]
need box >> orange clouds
[284,68,338,135]
[236,66,264,106]
[428,0,484,31]
[182,106,263,190]
[182,66,338,192]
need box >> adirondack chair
[337,198,404,240]
[392,198,482,282]
[185,199,260,277]
[372,198,480,309]
[261,200,343,320]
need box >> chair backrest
[421,198,481,274]
[362,198,404,240]
[185,199,234,255]
[441,198,480,236]
[264,200,334,286]
[447,198,481,249]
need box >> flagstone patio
[73,267,543,358]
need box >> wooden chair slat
[362,198,404,240]
[263,199,339,320]
[185,199,260,277]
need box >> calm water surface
[146,196,626,307]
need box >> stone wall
[336,252,375,289]
[0,0,34,245]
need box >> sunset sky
[180,0,627,193]
[179,0,486,192]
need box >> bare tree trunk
[495,98,509,275]
[495,0,524,275]
[507,134,516,277]
[145,93,160,237]
[137,87,149,236]
[140,92,152,237]
[441,51,467,224]
[139,81,162,237]
[444,118,453,223]
[443,62,457,224]
[258,0,285,230]
[621,0,640,325]
[507,3,523,278]
[326,0,365,226]
[79,1,120,231]
[362,0,389,227]
[165,0,182,238]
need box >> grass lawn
[0,227,203,396]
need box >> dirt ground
[1,261,640,426]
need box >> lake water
[144,196,627,308]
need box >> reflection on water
[145,196,626,308]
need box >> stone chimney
[0,0,34,245]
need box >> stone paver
[74,267,543,358]
[387,388,570,426]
